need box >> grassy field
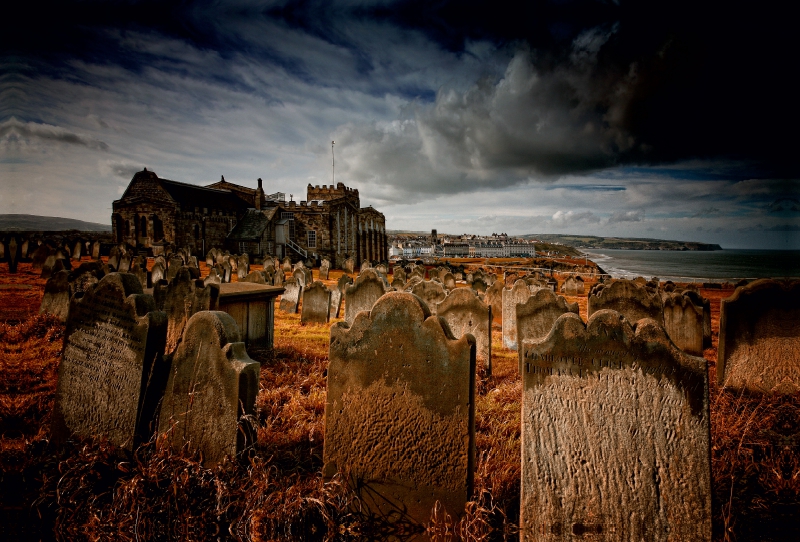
[0,258,797,540]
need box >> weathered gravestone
[7,236,18,273]
[561,275,585,295]
[39,270,71,321]
[221,262,232,283]
[91,240,101,260]
[107,246,121,271]
[520,310,711,541]
[301,281,332,324]
[390,277,404,290]
[241,270,267,284]
[484,279,504,322]
[279,277,302,313]
[216,250,228,265]
[343,257,355,274]
[410,279,448,315]
[392,266,407,284]
[516,289,580,372]
[436,287,491,370]
[158,311,259,466]
[237,261,250,280]
[72,240,82,261]
[502,280,533,350]
[165,256,184,282]
[31,244,51,270]
[118,252,133,274]
[51,273,167,451]
[40,253,57,279]
[661,291,704,356]
[330,275,353,320]
[129,262,149,289]
[375,263,388,275]
[360,260,372,272]
[151,262,166,285]
[272,269,284,287]
[319,258,331,280]
[718,279,800,394]
[442,272,456,290]
[162,268,220,356]
[588,279,664,326]
[204,267,222,286]
[684,290,712,349]
[324,292,476,525]
[68,261,105,296]
[344,269,387,324]
[471,277,488,294]
[262,256,275,270]
[205,249,216,267]
[282,256,292,272]
[228,254,238,273]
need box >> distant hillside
[0,214,111,232]
[522,234,722,251]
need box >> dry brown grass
[1,262,798,540]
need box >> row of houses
[389,240,536,259]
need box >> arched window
[140,216,148,237]
[153,215,164,241]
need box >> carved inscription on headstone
[51,273,167,451]
[301,281,332,324]
[324,293,476,525]
[520,310,711,541]
[718,279,800,394]
[516,289,580,372]
[661,291,704,356]
[436,287,491,369]
[588,279,664,326]
[344,269,387,324]
[279,277,302,313]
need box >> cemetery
[0,244,798,541]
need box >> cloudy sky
[2,0,797,249]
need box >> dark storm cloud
[0,118,109,151]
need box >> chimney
[255,178,264,210]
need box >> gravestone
[205,250,216,266]
[520,310,711,540]
[129,261,148,289]
[272,269,284,287]
[40,254,57,279]
[343,257,355,274]
[324,292,476,525]
[344,269,387,324]
[455,272,463,281]
[442,272,456,290]
[588,279,664,326]
[484,279,504,322]
[390,277,404,290]
[91,240,101,260]
[301,281,332,324]
[516,289,580,372]
[31,244,51,270]
[279,277,302,313]
[162,268,220,355]
[661,291,704,356]
[282,257,292,272]
[241,270,267,284]
[471,277,488,294]
[262,256,275,270]
[68,261,105,296]
[72,240,82,261]
[158,311,259,466]
[436,287,491,369]
[375,263,388,275]
[151,262,166,285]
[392,266,407,284]
[228,254,238,273]
[39,270,72,321]
[204,268,222,286]
[320,258,331,280]
[360,260,372,272]
[216,250,227,265]
[502,280,533,350]
[118,252,133,273]
[165,256,183,282]
[21,239,29,260]
[51,273,168,451]
[718,279,800,394]
[330,275,353,320]
[561,275,585,295]
[7,236,18,273]
[107,246,121,271]
[684,290,712,349]
[293,267,308,288]
[222,261,232,283]
[410,280,448,315]
[154,255,167,271]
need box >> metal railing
[286,238,307,259]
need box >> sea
[582,249,800,282]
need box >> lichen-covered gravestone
[162,268,220,355]
[324,292,476,525]
[588,279,664,326]
[51,273,167,451]
[301,281,332,324]
[436,287,491,370]
[502,279,533,350]
[410,280,447,315]
[520,310,711,541]
[662,291,704,356]
[516,289,580,372]
[718,279,800,394]
[344,269,387,324]
[279,277,302,313]
[158,311,260,466]
[39,270,71,321]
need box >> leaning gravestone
[344,269,387,324]
[588,279,664,326]
[293,267,308,288]
[324,292,476,525]
[39,270,72,321]
[718,279,800,394]
[158,311,259,467]
[51,273,168,451]
[410,280,448,315]
[319,258,331,280]
[436,287,491,370]
[516,289,580,372]
[279,277,302,313]
[330,275,353,320]
[661,291,704,356]
[502,279,533,350]
[162,268,220,355]
[301,281,332,325]
[520,310,711,541]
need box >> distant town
[389,230,550,259]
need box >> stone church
[111,168,387,266]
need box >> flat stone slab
[324,292,476,526]
[520,310,711,541]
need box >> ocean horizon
[582,248,799,282]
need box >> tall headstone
[442,272,456,290]
[588,279,664,326]
[516,289,580,372]
[343,257,355,274]
[661,291,704,356]
[319,258,331,280]
[484,279,504,322]
[301,281,332,325]
[162,268,220,356]
[392,266,407,284]
[330,275,353,320]
[39,270,72,321]
[502,279,532,350]
[279,277,302,313]
[51,273,168,451]
[436,287,491,369]
[410,280,448,315]
[344,269,387,324]
[31,244,51,270]
[91,240,101,260]
[158,311,259,466]
[324,293,476,525]
[282,256,292,272]
[151,261,166,285]
[684,290,712,349]
[520,310,711,540]
[72,240,83,261]
[7,236,18,273]
[718,279,800,394]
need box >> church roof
[227,208,276,240]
